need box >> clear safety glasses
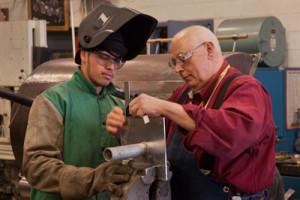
[168,42,205,69]
[93,51,125,70]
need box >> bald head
[169,26,224,91]
[170,25,221,54]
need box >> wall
[1,0,300,67]
[111,0,300,68]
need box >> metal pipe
[0,88,33,107]
[146,34,248,44]
[19,176,31,198]
[147,38,172,44]
[70,0,76,58]
[103,143,148,161]
[217,34,248,40]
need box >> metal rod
[0,88,33,107]
[70,0,76,58]
[232,40,237,52]
[19,177,31,198]
[103,143,148,161]
[147,38,172,44]
[146,34,248,44]
[155,41,160,54]
[217,34,248,40]
[124,82,130,116]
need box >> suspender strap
[177,87,190,105]
[177,74,242,108]
[214,73,242,110]
[177,73,242,171]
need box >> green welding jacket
[22,67,124,200]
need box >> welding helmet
[75,3,158,64]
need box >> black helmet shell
[78,3,157,61]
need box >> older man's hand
[129,93,163,117]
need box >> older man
[107,26,276,200]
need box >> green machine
[216,16,286,67]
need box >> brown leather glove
[60,160,133,200]
[94,160,133,196]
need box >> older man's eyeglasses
[93,51,125,70]
[168,42,205,69]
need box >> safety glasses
[93,51,125,70]
[168,42,205,69]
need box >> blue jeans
[232,190,268,200]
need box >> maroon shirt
[166,60,276,194]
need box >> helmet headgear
[75,3,157,64]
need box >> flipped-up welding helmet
[75,3,158,64]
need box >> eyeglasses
[93,51,125,70]
[168,42,205,69]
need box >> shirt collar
[71,67,117,96]
[198,60,229,104]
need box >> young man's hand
[94,160,133,197]
[106,106,129,140]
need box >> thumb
[105,183,123,197]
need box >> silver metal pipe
[70,0,76,58]
[103,143,148,161]
[19,176,31,197]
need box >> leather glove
[94,160,133,197]
[59,160,133,200]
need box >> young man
[22,3,157,200]
[107,26,276,200]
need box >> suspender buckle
[200,169,211,176]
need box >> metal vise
[103,117,172,200]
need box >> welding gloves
[60,160,133,200]
[94,160,133,196]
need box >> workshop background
[0,0,300,199]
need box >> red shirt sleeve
[181,76,275,159]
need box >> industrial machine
[0,20,47,200]
[216,16,286,68]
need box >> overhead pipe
[146,34,248,44]
[146,34,248,53]
[0,88,33,107]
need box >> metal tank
[216,16,286,67]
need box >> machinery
[103,116,171,200]
[0,20,47,200]
[216,16,286,68]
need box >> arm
[182,79,275,158]
[22,95,64,193]
[22,96,132,199]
